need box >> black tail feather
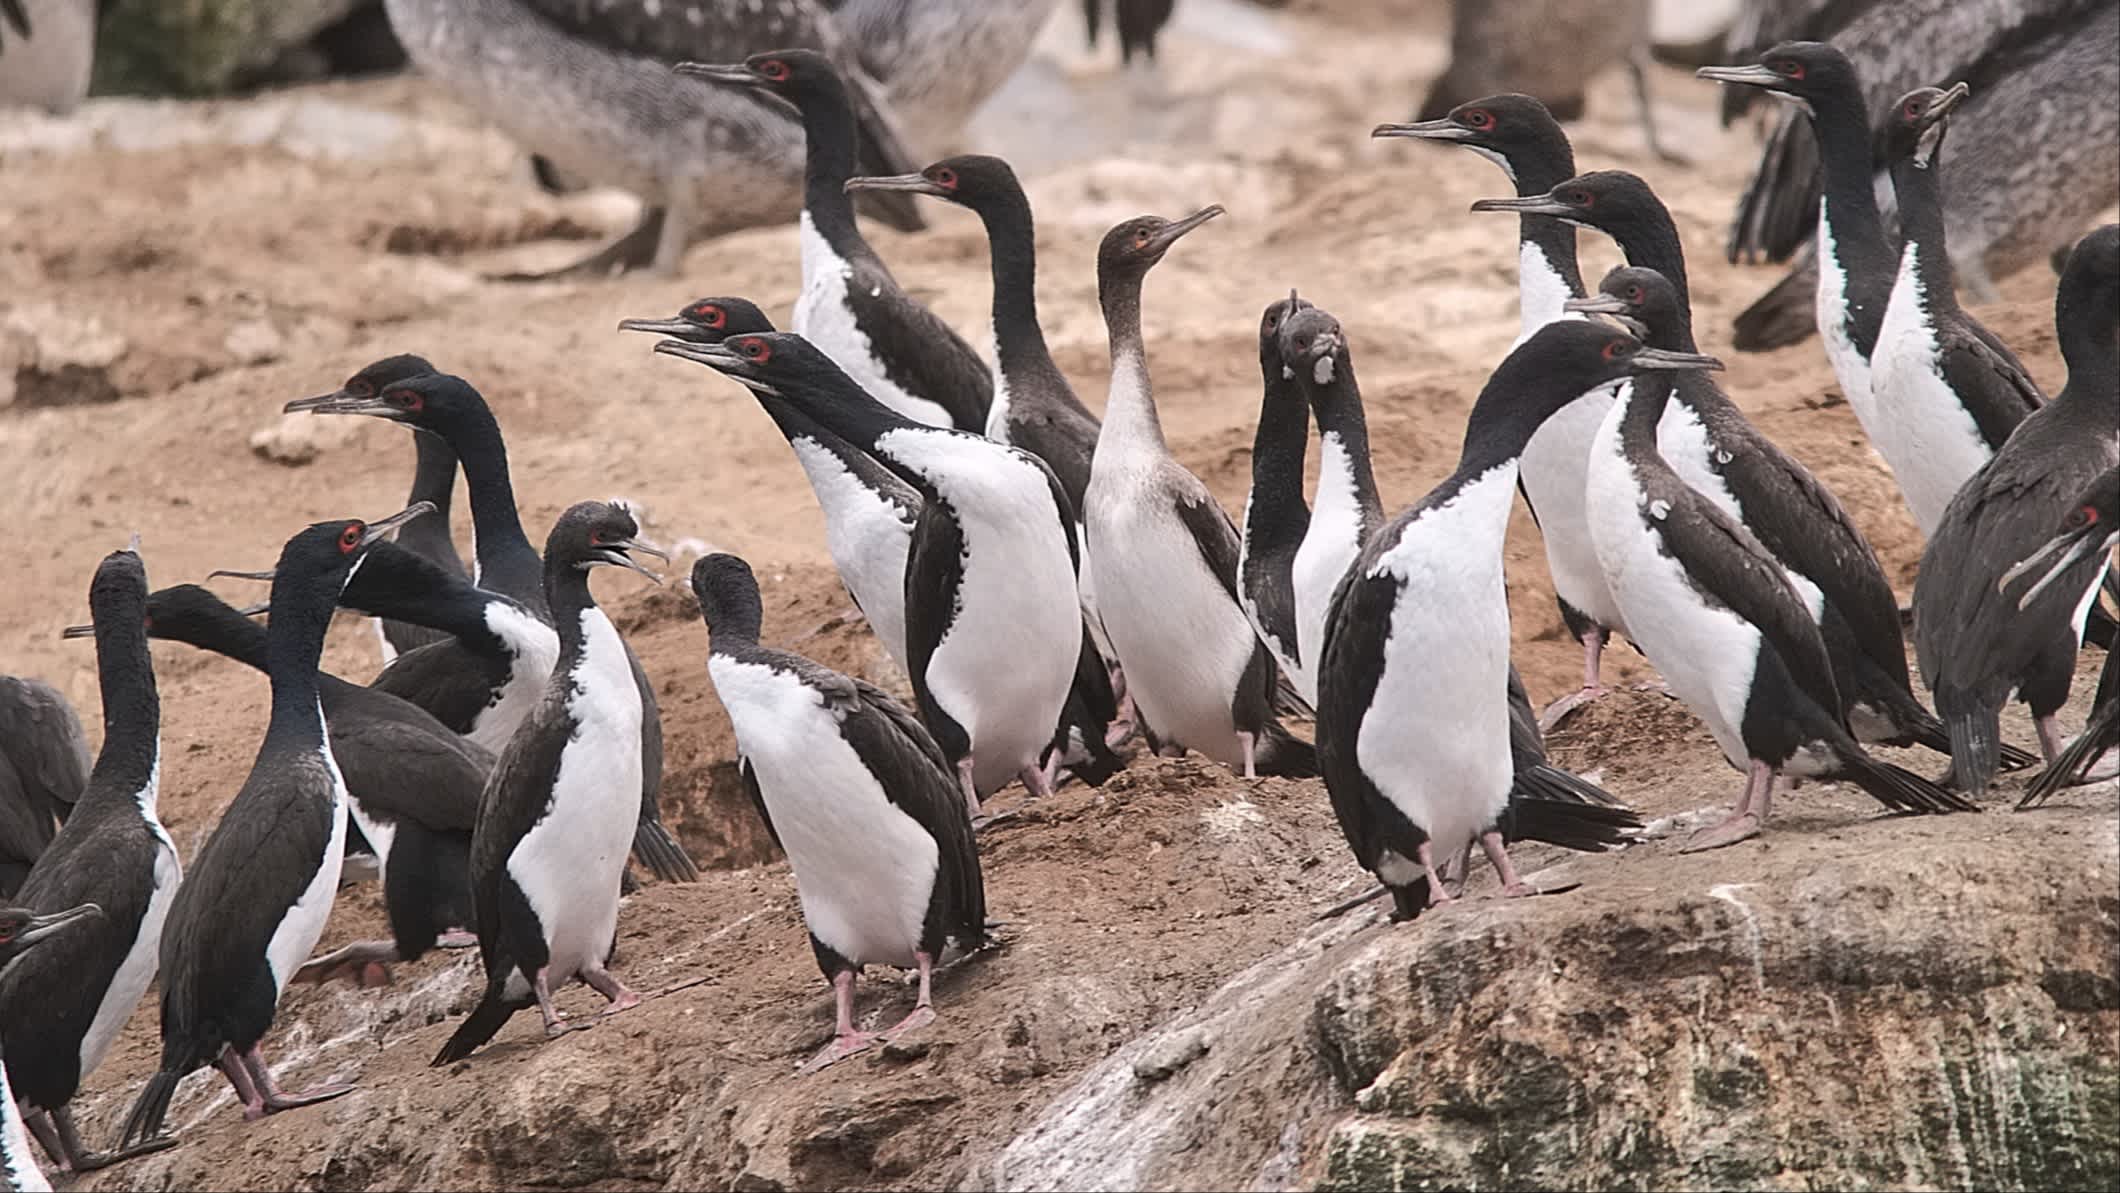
[2020,706,2119,809]
[1848,748,1982,815]
[432,985,524,1067]
[1900,705,2039,771]
[120,1069,183,1150]
[1732,245,1820,352]
[1254,726,1318,778]
[630,817,698,884]
[1513,762,1623,808]
[1497,794,1642,853]
[1943,710,2004,801]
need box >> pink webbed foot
[1680,812,1764,853]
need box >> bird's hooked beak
[1371,118,1474,142]
[653,338,742,369]
[1565,293,1630,317]
[1924,81,1971,123]
[672,60,759,87]
[844,172,947,197]
[13,902,101,945]
[207,567,275,583]
[357,501,435,549]
[1696,62,1788,90]
[1997,520,2114,609]
[1153,204,1225,251]
[590,536,670,584]
[618,315,710,339]
[123,532,142,554]
[1470,193,1571,217]
[1629,348,1724,373]
[284,388,394,418]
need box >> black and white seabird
[1869,83,2046,535]
[1317,322,1691,919]
[381,0,927,277]
[657,331,1083,813]
[285,372,697,884]
[0,678,87,898]
[1913,226,2120,799]
[312,355,471,663]
[621,297,920,674]
[1581,351,1977,851]
[120,505,428,1146]
[1085,209,1314,778]
[1375,95,1628,723]
[1235,291,1314,689]
[2006,466,2119,807]
[99,584,486,987]
[1281,306,1382,710]
[1,547,178,1176]
[693,553,987,1071]
[679,51,991,432]
[1,901,100,1193]
[432,502,664,1063]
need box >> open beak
[1925,81,1970,123]
[1153,204,1225,251]
[1998,524,2113,609]
[594,537,670,584]
[618,316,707,338]
[1564,294,1630,316]
[653,338,742,369]
[844,173,948,197]
[283,388,392,417]
[672,61,757,87]
[60,621,94,639]
[1470,194,1571,217]
[1371,118,1473,142]
[17,902,101,945]
[357,501,434,548]
[1630,348,1724,373]
[1696,63,1787,89]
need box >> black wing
[901,498,970,760]
[1938,319,2046,452]
[844,257,995,432]
[737,759,781,849]
[0,0,26,40]
[1315,518,1428,870]
[1505,665,1546,772]
[320,677,489,833]
[1008,384,1100,517]
[1173,483,1246,606]
[369,641,513,734]
[468,690,575,980]
[0,677,90,823]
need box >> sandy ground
[1,2,2112,1189]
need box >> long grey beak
[1926,81,1971,121]
[1696,63,1785,88]
[1998,528,2111,609]
[1153,204,1225,250]
[60,621,94,639]
[284,389,388,416]
[1631,348,1724,372]
[594,537,669,585]
[1470,194,1571,217]
[673,61,756,86]
[17,902,101,945]
[208,567,275,582]
[618,316,705,338]
[357,501,435,548]
[653,339,742,368]
[1564,294,1631,316]
[235,599,271,617]
[844,173,947,196]
[1371,118,1472,141]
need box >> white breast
[1868,247,1998,535]
[1516,242,1579,340]
[263,730,349,996]
[1289,432,1367,706]
[464,602,561,756]
[76,754,182,1087]
[1585,407,1757,769]
[708,658,939,968]
[794,212,954,428]
[1520,382,1629,633]
[1815,204,1877,437]
[788,437,916,674]
[506,608,643,985]
[877,431,1081,795]
[0,1063,49,1192]
[1354,467,1518,860]
[1656,396,1828,621]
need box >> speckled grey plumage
[834,0,1059,150]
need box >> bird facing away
[0,678,88,899]
[2,900,103,1193]
[433,502,666,1064]
[121,504,431,1147]
[1235,291,1315,689]
[693,552,986,1072]
[3,545,179,1176]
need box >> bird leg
[217,1046,266,1120]
[1438,840,1473,899]
[1627,50,1687,165]
[43,1104,174,1172]
[1682,762,1775,852]
[1539,628,1612,731]
[883,951,938,1038]
[2036,715,2070,764]
[493,206,667,282]
[1019,762,1056,801]
[581,958,641,1017]
[292,939,401,988]
[1420,841,1454,910]
[956,758,982,821]
[1238,731,1259,779]
[242,1045,353,1114]
[437,930,480,949]
[532,967,568,1037]
[1479,830,1537,897]
[800,970,879,1074]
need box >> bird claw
[799,1032,879,1076]
[1680,812,1763,853]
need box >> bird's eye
[385,388,423,412]
[1463,108,1493,130]
[760,59,789,81]
[739,337,771,362]
[0,924,13,943]
[589,530,604,546]
[1776,59,1804,79]
[339,523,364,554]
[1134,230,1152,248]
[1602,339,1628,361]
[692,305,724,328]
[934,167,958,189]
[1627,285,1643,302]
[1570,189,1593,207]
[2071,504,2099,529]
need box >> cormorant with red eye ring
[679,50,993,433]
[1869,83,2046,536]
[2011,466,2120,806]
[120,506,430,1147]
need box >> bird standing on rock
[2,901,102,1193]
[122,505,430,1146]
[434,502,665,1064]
[693,553,986,1073]
[1085,209,1315,779]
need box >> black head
[272,505,435,604]
[1277,306,1348,389]
[1566,266,1683,344]
[1697,42,1861,114]
[844,154,1025,212]
[2056,224,2120,367]
[1372,94,1569,180]
[0,901,100,974]
[1469,169,1659,235]
[1882,84,1968,168]
[690,552,764,644]
[1997,464,2120,610]
[652,330,843,399]
[1481,321,1722,429]
[543,501,668,582]
[675,48,842,101]
[325,354,438,402]
[618,296,777,344]
[284,372,491,438]
[1097,206,1224,283]
[1259,289,1313,373]
[137,584,258,647]
[85,538,149,632]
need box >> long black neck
[1247,360,1311,554]
[400,432,461,563]
[87,581,159,804]
[445,411,541,608]
[798,77,874,262]
[1509,141,1585,298]
[1809,81,1897,338]
[262,572,338,752]
[977,188,1076,404]
[543,557,598,667]
[2056,265,2120,410]
[1888,140,1959,317]
[1602,210,1694,349]
[705,584,765,657]
[161,601,272,674]
[1459,351,1608,477]
[771,363,929,463]
[755,391,922,511]
[338,543,510,656]
[1306,354,1384,534]
[1618,371,1678,461]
